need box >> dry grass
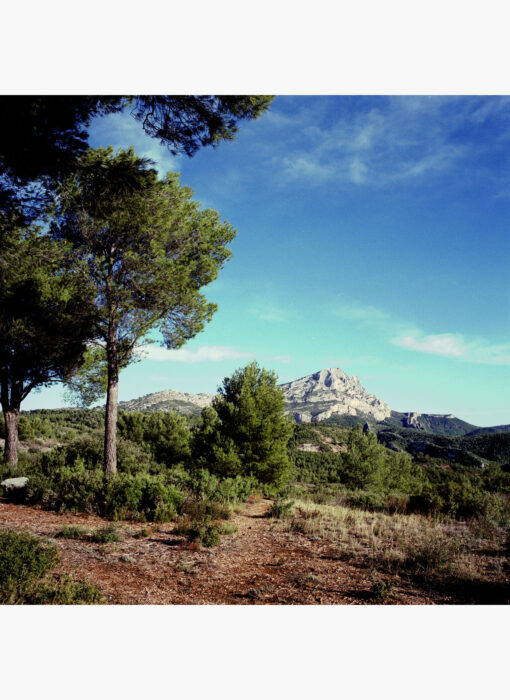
[286,500,508,584]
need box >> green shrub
[29,575,104,604]
[55,525,89,539]
[403,532,461,577]
[91,525,121,543]
[174,521,221,547]
[198,525,221,547]
[217,522,237,535]
[0,530,59,604]
[407,480,509,522]
[118,411,191,466]
[8,465,185,523]
[369,572,394,602]
[343,491,387,512]
[43,433,157,475]
[181,499,232,522]
[189,469,258,504]
[269,499,294,520]
[134,528,150,539]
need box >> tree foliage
[0,219,95,463]
[0,95,273,195]
[52,147,236,475]
[192,362,294,486]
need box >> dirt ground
[0,498,504,604]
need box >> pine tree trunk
[3,409,19,465]
[104,331,119,478]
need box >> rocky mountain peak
[279,367,391,423]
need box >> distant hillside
[119,389,214,415]
[117,366,508,442]
[382,411,478,436]
[465,424,510,436]
[322,411,478,437]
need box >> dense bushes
[188,468,258,503]
[0,530,59,603]
[407,479,508,521]
[292,424,418,493]
[13,466,186,522]
[118,411,191,466]
[0,529,103,604]
[290,425,510,523]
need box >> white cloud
[272,96,510,188]
[137,344,293,365]
[394,333,468,358]
[333,300,393,326]
[249,301,292,322]
[281,155,335,181]
[138,344,254,364]
[349,157,368,184]
[269,354,293,364]
[333,298,510,366]
[393,332,510,365]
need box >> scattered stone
[120,554,136,564]
[1,477,28,491]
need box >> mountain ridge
[118,366,507,436]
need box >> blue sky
[25,96,510,426]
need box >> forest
[0,96,509,605]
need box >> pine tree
[0,222,95,464]
[193,363,294,486]
[53,147,236,477]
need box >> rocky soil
[2,497,505,605]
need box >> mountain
[379,411,478,436]
[118,366,509,438]
[280,368,391,423]
[119,389,214,415]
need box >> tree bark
[3,408,20,465]
[104,330,119,478]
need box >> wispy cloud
[392,332,510,365]
[334,301,392,325]
[333,298,510,366]
[249,301,292,322]
[271,96,510,188]
[138,345,253,364]
[138,344,293,365]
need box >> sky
[24,96,510,426]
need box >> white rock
[279,368,391,423]
[1,477,28,490]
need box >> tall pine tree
[53,147,236,476]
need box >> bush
[407,480,509,522]
[174,521,221,547]
[91,525,121,543]
[189,469,258,504]
[181,499,232,521]
[269,499,294,520]
[0,530,59,604]
[105,473,184,522]
[369,572,394,602]
[29,575,104,604]
[55,525,89,539]
[9,465,185,523]
[41,433,157,475]
[118,411,191,466]
[403,532,461,577]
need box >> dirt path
[0,498,444,604]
